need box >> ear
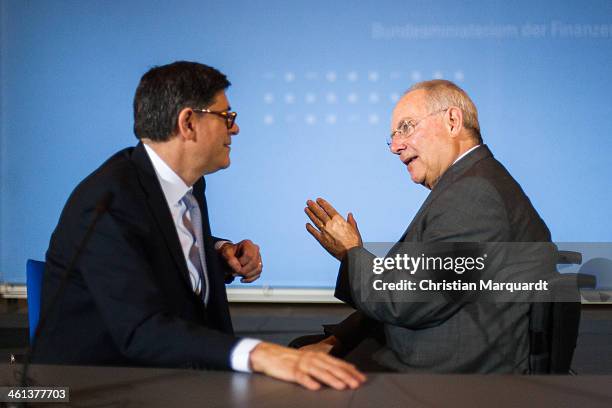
[446,106,464,137]
[176,108,196,141]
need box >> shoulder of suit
[68,147,145,208]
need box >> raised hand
[305,198,362,260]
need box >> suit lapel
[399,145,494,242]
[130,143,193,290]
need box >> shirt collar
[452,144,481,166]
[143,143,191,207]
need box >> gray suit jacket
[334,145,552,373]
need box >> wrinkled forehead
[390,89,429,127]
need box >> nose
[389,138,406,155]
[230,122,239,135]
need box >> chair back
[529,250,588,374]
[26,259,45,343]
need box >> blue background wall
[1,0,611,287]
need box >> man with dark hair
[302,80,551,373]
[133,62,231,142]
[34,61,365,390]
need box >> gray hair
[407,80,482,143]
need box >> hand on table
[249,342,366,391]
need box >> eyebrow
[396,117,415,126]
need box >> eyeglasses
[386,108,448,147]
[192,108,237,129]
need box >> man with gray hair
[301,80,552,373]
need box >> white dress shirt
[143,144,260,372]
[452,144,481,166]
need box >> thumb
[228,257,242,274]
[220,242,236,258]
[220,244,242,273]
[347,212,360,233]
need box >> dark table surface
[2,363,612,407]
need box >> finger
[299,343,332,354]
[295,371,321,391]
[303,364,347,390]
[240,272,261,283]
[311,357,365,386]
[240,265,259,277]
[316,197,340,219]
[239,268,258,280]
[316,354,367,383]
[304,208,325,231]
[239,263,260,279]
[306,200,330,225]
[306,223,325,246]
[236,240,257,260]
[237,243,255,258]
[238,252,254,266]
[238,253,262,276]
[241,254,262,281]
[226,256,242,274]
[313,364,360,390]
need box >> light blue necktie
[181,191,209,304]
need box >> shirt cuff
[230,338,262,372]
[214,240,232,251]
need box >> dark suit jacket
[33,143,241,369]
[333,145,552,373]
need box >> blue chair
[26,259,45,344]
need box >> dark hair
[133,61,231,141]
